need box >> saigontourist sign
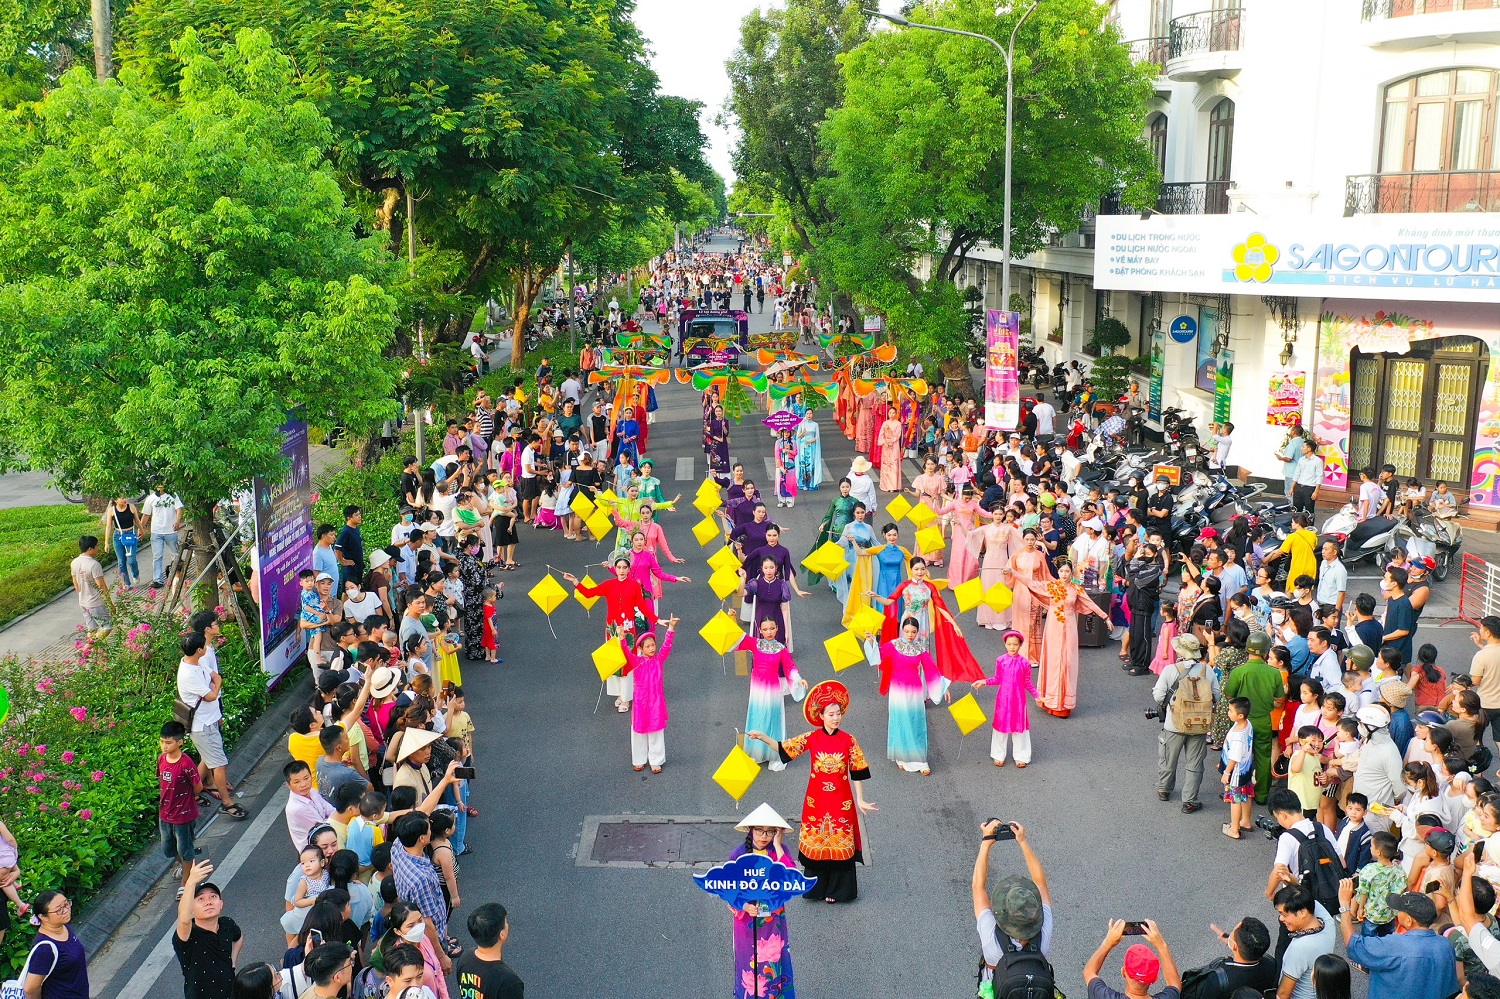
[1094,213,1500,303]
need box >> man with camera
[1125,542,1167,677]
[972,820,1054,999]
[1152,634,1219,813]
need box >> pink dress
[776,438,799,500]
[911,472,948,565]
[971,522,1022,629]
[629,549,683,602]
[939,499,982,584]
[1024,580,1107,718]
[1002,549,1054,661]
[622,631,674,735]
[877,418,903,492]
[984,652,1039,734]
[1149,619,1180,675]
[619,519,677,563]
[854,396,877,453]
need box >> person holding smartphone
[1082,918,1182,999]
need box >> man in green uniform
[1223,631,1286,805]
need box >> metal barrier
[1456,553,1500,625]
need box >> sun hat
[396,729,443,762]
[991,875,1044,940]
[1123,944,1161,984]
[850,456,873,474]
[734,802,792,833]
[1173,634,1203,658]
[1357,704,1391,729]
[370,666,402,699]
[369,549,393,571]
[1379,680,1413,709]
[803,680,851,726]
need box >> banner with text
[984,310,1021,431]
[1147,325,1166,424]
[1094,213,1500,303]
[254,418,313,684]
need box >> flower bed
[0,587,267,976]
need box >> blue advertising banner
[253,418,313,684]
[694,854,815,912]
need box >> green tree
[0,29,400,593]
[819,0,1156,375]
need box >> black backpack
[978,932,1056,999]
[1289,826,1345,915]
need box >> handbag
[172,696,200,731]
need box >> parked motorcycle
[1319,502,1399,566]
[1391,505,1463,580]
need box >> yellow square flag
[569,493,596,519]
[585,510,615,541]
[699,611,745,656]
[573,574,601,611]
[907,501,937,529]
[824,630,866,672]
[709,568,741,600]
[692,517,721,547]
[713,744,761,801]
[948,693,988,736]
[696,478,722,500]
[953,577,986,613]
[848,604,886,639]
[915,525,945,555]
[801,541,848,580]
[694,492,722,517]
[984,581,1014,614]
[528,574,569,616]
[885,494,912,523]
[592,639,627,681]
[707,546,741,574]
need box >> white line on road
[763,457,776,480]
[114,798,285,999]
[675,457,693,481]
[822,461,834,482]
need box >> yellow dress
[437,634,464,687]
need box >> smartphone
[454,766,476,780]
[1477,841,1487,864]
[309,929,324,946]
[1122,921,1149,936]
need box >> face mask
[1270,611,1287,625]
[346,588,361,599]
[1379,580,1391,593]
[402,925,427,944]
[403,513,414,522]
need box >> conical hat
[734,802,792,832]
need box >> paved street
[86,236,1479,998]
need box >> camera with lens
[1143,707,1160,721]
[1253,814,1283,835]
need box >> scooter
[1319,502,1399,566]
[1391,505,1463,581]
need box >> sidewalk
[0,443,350,661]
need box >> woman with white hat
[846,456,877,513]
[726,803,798,999]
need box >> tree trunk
[374,187,400,234]
[91,0,113,81]
[507,258,560,369]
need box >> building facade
[958,0,1500,512]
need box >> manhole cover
[576,815,799,869]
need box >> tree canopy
[0,29,401,513]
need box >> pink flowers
[90,772,104,783]
[78,809,92,820]
[68,708,87,723]
[33,746,45,758]
[33,679,53,694]
[58,801,69,811]
[16,745,29,758]
[61,750,75,763]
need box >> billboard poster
[1266,370,1308,429]
[984,310,1021,430]
[254,418,313,684]
[1147,325,1165,424]
[1214,350,1235,424]
[1196,306,1219,392]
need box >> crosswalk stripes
[822,461,834,482]
[674,457,694,481]
[763,456,777,480]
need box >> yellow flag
[569,492,596,520]
[692,517,720,547]
[707,546,741,574]
[585,510,614,541]
[915,525,945,555]
[698,611,745,656]
[907,501,937,529]
[712,744,762,801]
[885,494,913,523]
[693,492,722,517]
[948,693,988,736]
[953,577,986,613]
[801,541,848,580]
[573,574,601,611]
[592,639,627,681]
[598,488,619,504]
[984,581,1015,613]
[824,630,866,672]
[708,568,741,600]
[696,478,722,500]
[848,604,886,639]
[528,574,569,616]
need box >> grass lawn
[0,504,111,629]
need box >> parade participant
[705,404,732,483]
[742,526,808,597]
[804,480,858,590]
[614,502,682,565]
[832,502,876,606]
[1223,631,1287,805]
[635,459,673,506]
[562,560,656,713]
[774,429,798,509]
[854,394,877,454]
[973,630,1041,768]
[796,411,823,492]
[726,804,799,999]
[870,557,985,684]
[937,482,983,585]
[844,524,910,629]
[1020,559,1110,718]
[972,506,1023,631]
[746,681,877,904]
[625,531,689,608]
[873,617,949,774]
[728,501,771,558]
[909,456,948,566]
[614,405,642,466]
[725,464,749,503]
[737,620,806,773]
[1002,529,1054,661]
[847,456,878,512]
[619,617,678,774]
[877,405,904,492]
[740,559,795,649]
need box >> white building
[960,0,1500,519]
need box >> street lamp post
[865,3,1039,308]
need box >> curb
[73,672,312,955]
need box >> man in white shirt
[1213,421,1234,469]
[1031,394,1056,437]
[1290,439,1324,513]
[1356,467,1385,522]
[1306,628,1342,690]
[142,483,184,588]
[560,373,582,406]
[1315,540,1347,615]
[972,820,1053,993]
[176,633,243,818]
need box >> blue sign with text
[694,854,814,911]
[1168,315,1198,344]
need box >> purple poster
[985,310,1021,431]
[253,418,313,683]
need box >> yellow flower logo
[1232,233,1278,282]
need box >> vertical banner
[1214,349,1235,424]
[984,310,1021,430]
[1147,325,1166,424]
[254,418,314,684]
[1266,371,1308,428]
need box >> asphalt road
[90,233,1481,998]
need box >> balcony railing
[1169,8,1244,58]
[1362,0,1500,20]
[1345,171,1500,213]
[1156,181,1232,215]
[1127,36,1171,71]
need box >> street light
[865,2,1039,308]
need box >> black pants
[1291,483,1316,512]
[1128,603,1155,671]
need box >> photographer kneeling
[973,820,1054,999]
[1177,916,1277,999]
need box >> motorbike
[1391,504,1463,580]
[1318,502,1400,566]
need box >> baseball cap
[1386,891,1438,925]
[193,882,222,899]
[317,669,350,693]
[315,572,334,582]
[1197,526,1219,540]
[1123,944,1160,984]
[1425,828,1456,857]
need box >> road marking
[675,457,693,481]
[822,461,835,482]
[763,457,776,479]
[114,796,285,999]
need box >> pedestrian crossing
[669,456,835,482]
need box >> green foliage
[1090,354,1133,401]
[0,504,112,627]
[0,590,269,977]
[312,433,411,538]
[1087,317,1133,355]
[0,30,402,519]
[817,0,1156,367]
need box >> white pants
[991,729,1032,765]
[631,729,665,767]
[607,673,635,701]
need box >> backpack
[1168,664,1215,736]
[350,964,384,999]
[977,932,1056,999]
[1289,826,1346,915]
